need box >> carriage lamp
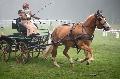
[0,27,5,36]
[0,26,4,30]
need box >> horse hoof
[54,64,60,68]
[53,62,60,67]
[86,61,90,65]
[89,58,94,61]
[79,59,84,63]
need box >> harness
[68,24,94,54]
[51,23,94,54]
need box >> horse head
[94,10,111,31]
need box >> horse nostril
[107,27,111,29]
[103,26,110,31]
[106,27,111,31]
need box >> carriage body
[0,18,50,63]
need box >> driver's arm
[32,15,40,20]
[30,12,40,20]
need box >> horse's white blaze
[102,18,111,28]
[104,21,111,28]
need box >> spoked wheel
[0,40,11,62]
[16,42,30,64]
[35,36,48,58]
[35,46,46,58]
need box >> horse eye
[98,18,102,21]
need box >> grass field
[0,25,120,79]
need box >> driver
[18,2,40,36]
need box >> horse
[44,10,111,67]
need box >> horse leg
[51,45,60,67]
[63,46,74,67]
[84,47,94,64]
[84,50,93,65]
[89,49,94,61]
[80,45,92,64]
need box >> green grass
[0,25,120,79]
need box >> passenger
[18,2,40,36]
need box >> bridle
[94,14,108,31]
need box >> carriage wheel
[17,42,30,64]
[35,36,47,58]
[35,47,46,58]
[0,40,11,62]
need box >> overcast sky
[0,0,120,22]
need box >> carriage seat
[12,18,27,36]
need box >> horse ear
[97,10,100,14]
[96,10,103,16]
[94,10,99,17]
[99,10,102,14]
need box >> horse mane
[72,14,95,28]
[83,14,95,27]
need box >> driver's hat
[23,2,29,9]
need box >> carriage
[0,18,50,63]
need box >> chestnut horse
[44,10,111,67]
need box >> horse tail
[43,25,62,59]
[43,45,53,59]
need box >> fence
[0,20,120,38]
[102,29,120,38]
